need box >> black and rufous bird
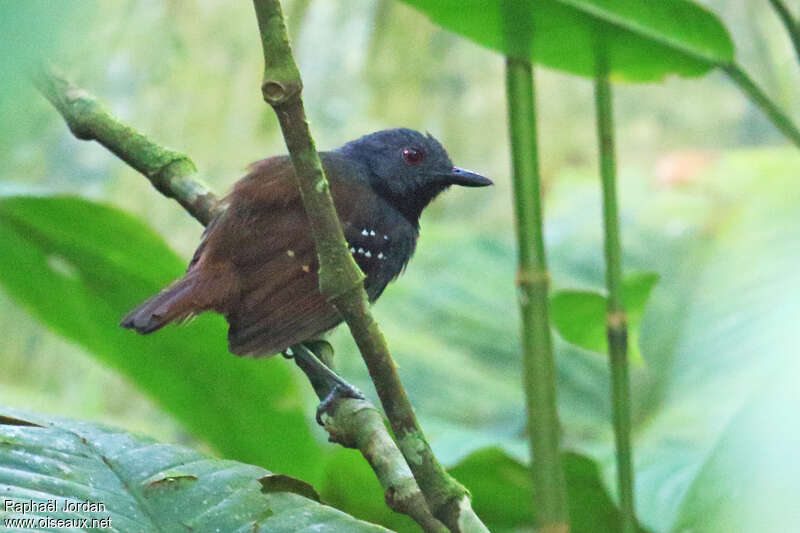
[121,128,492,356]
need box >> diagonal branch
[32,66,221,226]
[250,1,487,531]
[292,341,448,533]
[722,62,800,148]
[33,68,447,532]
[768,0,800,66]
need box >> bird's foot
[315,382,365,426]
[286,343,365,425]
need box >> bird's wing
[196,155,395,357]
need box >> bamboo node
[607,310,628,329]
[515,268,550,286]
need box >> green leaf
[551,271,659,363]
[0,406,390,532]
[399,0,734,81]
[0,196,324,482]
[450,448,648,533]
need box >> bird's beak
[442,167,493,187]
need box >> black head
[337,128,492,224]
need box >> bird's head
[337,128,492,224]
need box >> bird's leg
[285,342,364,425]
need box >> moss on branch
[33,67,221,226]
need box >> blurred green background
[1,1,799,532]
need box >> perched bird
[121,128,492,357]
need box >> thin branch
[251,1,486,531]
[505,57,569,533]
[722,63,800,148]
[31,66,221,226]
[594,49,636,533]
[768,0,800,66]
[35,69,450,532]
[292,342,448,533]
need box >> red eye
[403,147,424,165]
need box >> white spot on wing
[361,229,369,236]
[365,251,372,258]
[286,249,295,257]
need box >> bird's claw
[315,383,365,426]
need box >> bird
[121,128,492,357]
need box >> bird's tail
[120,274,202,334]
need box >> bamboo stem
[722,63,800,148]
[505,57,569,533]
[768,0,800,66]
[251,1,487,530]
[594,52,636,533]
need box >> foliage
[332,148,800,533]
[1,1,799,532]
[400,0,733,81]
[551,271,659,364]
[3,147,799,532]
[0,407,388,532]
[0,192,624,533]
[0,196,324,483]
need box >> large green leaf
[0,196,324,483]
[399,0,734,81]
[450,448,648,533]
[0,407,389,532]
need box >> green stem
[505,57,569,533]
[722,62,800,148]
[768,0,800,66]
[251,2,487,531]
[594,55,636,533]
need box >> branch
[292,342,448,533]
[768,0,800,66]
[594,48,637,533]
[505,57,569,532]
[250,2,487,531]
[35,69,450,532]
[722,63,800,148]
[32,66,221,226]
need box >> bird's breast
[342,219,416,302]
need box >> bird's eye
[403,147,424,165]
